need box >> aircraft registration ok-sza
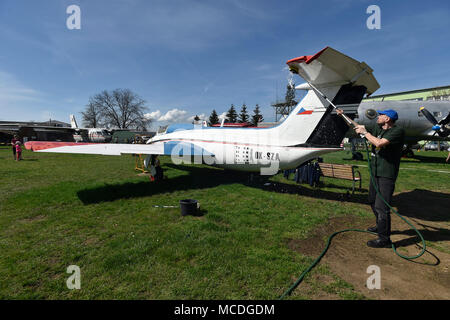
[26,46,381,176]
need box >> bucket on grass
[180,199,198,216]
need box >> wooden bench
[318,163,362,195]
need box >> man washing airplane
[336,107,405,248]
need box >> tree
[85,89,150,130]
[251,104,264,126]
[208,109,220,126]
[81,100,103,128]
[226,104,238,123]
[238,104,249,123]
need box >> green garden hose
[279,141,427,299]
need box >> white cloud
[188,113,206,122]
[145,108,206,125]
[144,110,162,121]
[158,108,188,122]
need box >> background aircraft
[70,115,112,143]
[333,100,450,157]
[0,116,113,143]
[337,100,449,141]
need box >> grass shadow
[393,189,450,222]
[257,180,368,204]
[408,154,448,164]
[77,164,252,204]
[392,226,450,247]
[191,208,208,217]
[389,189,450,250]
[77,163,369,205]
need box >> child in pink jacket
[15,141,22,161]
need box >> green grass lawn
[0,146,448,299]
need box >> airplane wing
[24,140,215,157]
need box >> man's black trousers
[368,176,396,241]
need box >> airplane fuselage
[73,128,112,143]
[339,100,450,143]
[148,121,340,173]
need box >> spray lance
[303,79,363,134]
[287,64,364,135]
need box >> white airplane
[70,115,112,143]
[25,47,379,177]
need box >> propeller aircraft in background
[70,115,112,143]
[333,100,450,157]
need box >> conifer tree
[238,104,249,123]
[226,104,238,123]
[208,109,220,125]
[251,104,264,126]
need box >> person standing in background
[11,135,19,160]
[15,141,22,161]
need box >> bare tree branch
[82,88,151,130]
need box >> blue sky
[0,0,449,129]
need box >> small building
[364,85,450,102]
[0,120,74,143]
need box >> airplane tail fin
[275,47,379,147]
[70,114,78,129]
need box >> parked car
[424,141,449,151]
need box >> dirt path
[288,192,450,300]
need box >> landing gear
[149,155,164,182]
[137,154,164,182]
